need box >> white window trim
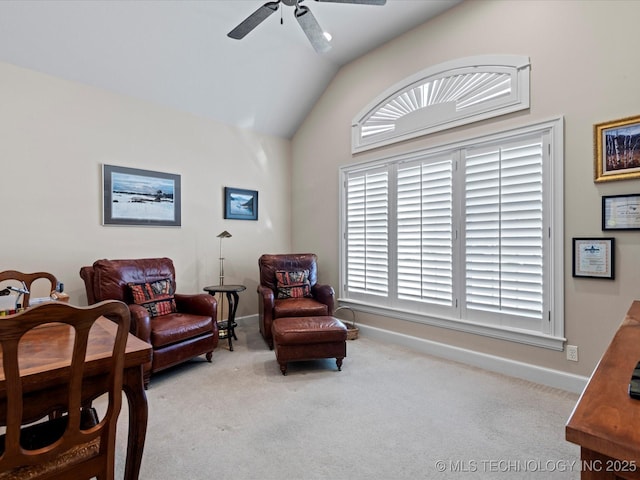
[339,117,565,350]
[352,55,531,154]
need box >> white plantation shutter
[340,118,562,349]
[464,136,544,321]
[397,156,453,306]
[345,168,389,297]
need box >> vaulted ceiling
[0,0,462,138]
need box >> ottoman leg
[336,357,343,371]
[279,361,288,375]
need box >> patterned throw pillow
[275,270,312,299]
[128,278,177,317]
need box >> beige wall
[3,0,640,379]
[291,0,640,377]
[0,62,292,317]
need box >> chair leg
[206,351,213,362]
[336,358,343,371]
[279,362,287,375]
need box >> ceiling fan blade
[228,1,280,40]
[295,5,332,54]
[314,0,386,5]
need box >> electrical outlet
[566,345,578,362]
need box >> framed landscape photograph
[102,164,181,226]
[602,194,640,230]
[572,237,615,279]
[594,114,640,182]
[224,187,258,220]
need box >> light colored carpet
[109,319,580,479]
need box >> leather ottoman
[272,316,347,375]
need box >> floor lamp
[217,230,232,322]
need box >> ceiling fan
[227,0,387,54]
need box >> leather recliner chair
[80,257,218,388]
[258,253,335,349]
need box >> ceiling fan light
[323,31,332,42]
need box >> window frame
[339,117,565,350]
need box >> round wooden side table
[203,284,246,351]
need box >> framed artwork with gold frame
[594,114,640,182]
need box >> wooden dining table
[0,316,152,480]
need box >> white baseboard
[358,323,589,394]
[236,314,588,394]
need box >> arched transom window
[352,55,531,153]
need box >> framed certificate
[572,238,615,279]
[602,194,640,230]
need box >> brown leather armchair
[80,257,218,388]
[258,253,335,349]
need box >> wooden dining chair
[0,300,130,480]
[0,270,60,308]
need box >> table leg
[579,448,626,479]
[225,291,240,351]
[122,364,148,480]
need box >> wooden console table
[566,301,640,479]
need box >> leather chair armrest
[257,285,274,319]
[79,266,96,305]
[312,284,335,315]
[128,304,152,343]
[257,285,275,346]
[174,293,217,319]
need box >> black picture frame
[602,194,640,230]
[572,237,615,279]
[102,164,181,227]
[224,187,258,220]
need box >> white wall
[0,62,292,317]
[291,0,640,377]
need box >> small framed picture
[224,187,258,220]
[594,114,640,182]
[602,194,640,230]
[572,237,615,279]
